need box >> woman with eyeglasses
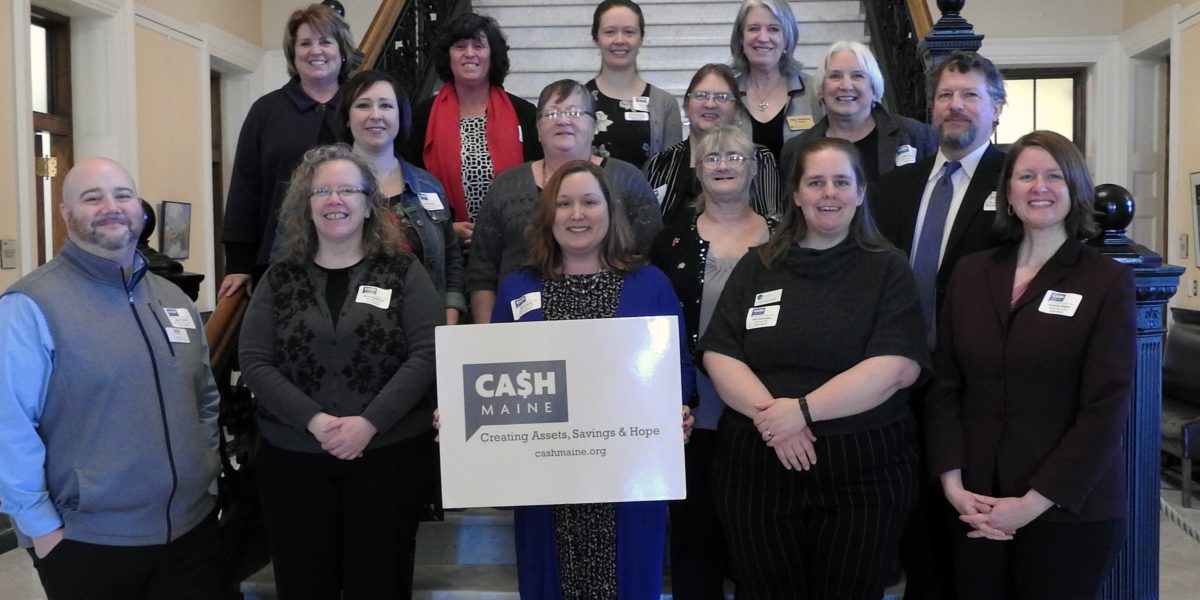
[648,124,775,599]
[466,79,663,322]
[644,63,782,226]
[586,0,682,166]
[240,144,441,598]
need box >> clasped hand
[308,413,378,460]
[942,471,1052,540]
[752,397,817,471]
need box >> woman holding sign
[698,138,928,598]
[492,160,694,598]
[240,145,440,599]
[925,131,1134,598]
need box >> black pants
[713,413,919,600]
[256,434,432,600]
[29,510,222,600]
[952,516,1123,599]
[668,428,729,600]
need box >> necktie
[911,161,961,338]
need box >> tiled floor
[5,478,1200,599]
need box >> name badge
[625,112,650,122]
[746,305,780,329]
[165,327,190,344]
[895,145,917,167]
[787,115,814,131]
[1038,290,1082,317]
[983,191,998,212]
[163,307,196,329]
[754,289,782,306]
[631,96,650,112]
[653,184,667,204]
[356,285,393,309]
[511,292,542,320]
[418,192,444,211]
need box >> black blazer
[872,143,1007,316]
[925,240,1135,521]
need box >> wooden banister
[358,0,409,71]
[908,0,933,40]
[205,287,250,375]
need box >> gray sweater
[239,253,441,452]
[465,158,663,294]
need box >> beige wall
[1125,0,1178,29]
[135,25,208,279]
[261,0,381,53]
[1175,22,1200,309]
[0,6,21,290]
[925,0,1123,37]
[139,0,262,45]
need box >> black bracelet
[798,396,814,426]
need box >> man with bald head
[0,158,223,599]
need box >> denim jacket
[392,159,466,314]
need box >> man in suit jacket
[873,51,1009,600]
[875,51,1009,334]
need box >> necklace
[750,77,782,112]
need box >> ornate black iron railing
[863,0,929,121]
[370,0,472,101]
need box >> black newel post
[919,0,985,71]
[1091,184,1183,600]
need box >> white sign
[436,316,686,508]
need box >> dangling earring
[1006,203,1013,216]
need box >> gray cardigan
[240,253,441,453]
[465,158,664,294]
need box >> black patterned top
[588,81,652,166]
[459,115,495,222]
[543,270,623,598]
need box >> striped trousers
[712,412,919,599]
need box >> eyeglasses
[540,108,594,121]
[701,154,748,168]
[686,91,735,104]
[310,186,368,200]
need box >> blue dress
[491,265,694,599]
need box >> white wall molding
[204,23,262,74]
[134,4,202,46]
[1121,3,1176,56]
[980,35,1124,187]
[12,1,36,274]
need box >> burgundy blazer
[925,239,1136,522]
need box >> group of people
[0,1,1138,600]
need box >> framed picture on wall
[1191,173,1200,268]
[160,201,191,260]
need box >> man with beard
[0,157,222,599]
[872,51,1007,600]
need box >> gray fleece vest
[3,241,219,546]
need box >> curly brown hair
[275,144,407,264]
